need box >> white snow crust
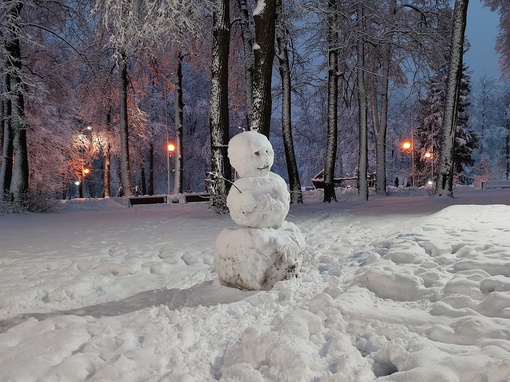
[1,187,510,381]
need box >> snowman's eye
[254,151,260,156]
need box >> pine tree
[416,65,478,186]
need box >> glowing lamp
[402,141,412,150]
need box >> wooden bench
[481,180,510,189]
[311,170,358,189]
[128,195,167,207]
[180,193,210,203]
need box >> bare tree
[323,0,339,203]
[93,0,211,196]
[209,0,232,213]
[435,0,469,197]
[236,0,255,127]
[250,0,276,137]
[357,0,369,201]
[2,1,29,206]
[174,52,184,195]
[369,0,396,195]
[275,0,302,203]
[483,0,510,77]
[0,80,13,197]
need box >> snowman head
[228,131,274,177]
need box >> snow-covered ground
[1,186,510,381]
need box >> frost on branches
[214,131,305,291]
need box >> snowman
[214,131,306,291]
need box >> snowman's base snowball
[214,221,306,291]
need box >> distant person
[117,187,124,197]
[134,186,141,197]
[394,177,399,188]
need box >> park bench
[311,170,357,189]
[311,170,375,189]
[179,193,210,203]
[481,180,510,189]
[128,195,167,207]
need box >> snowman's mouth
[257,165,269,171]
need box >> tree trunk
[103,108,112,198]
[174,53,184,195]
[276,0,302,204]
[506,107,510,179]
[0,98,13,196]
[237,0,255,127]
[324,0,339,203]
[140,163,147,195]
[372,0,395,195]
[148,142,154,195]
[209,0,232,213]
[118,54,132,196]
[435,0,469,197]
[250,0,276,137]
[6,2,29,205]
[357,1,368,201]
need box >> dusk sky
[464,0,502,81]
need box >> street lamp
[424,151,434,184]
[76,125,92,198]
[167,143,175,195]
[401,140,415,186]
[80,167,90,198]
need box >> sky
[464,0,502,81]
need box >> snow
[214,221,305,291]
[226,131,287,228]
[253,0,266,16]
[1,187,510,381]
[227,130,274,178]
[226,173,290,228]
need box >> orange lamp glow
[168,143,175,152]
[402,141,412,150]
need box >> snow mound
[58,198,126,212]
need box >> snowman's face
[228,131,274,177]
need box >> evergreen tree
[416,65,478,186]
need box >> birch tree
[208,0,232,212]
[356,1,368,201]
[435,0,469,197]
[323,0,339,202]
[275,0,302,203]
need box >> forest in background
[0,0,509,212]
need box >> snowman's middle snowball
[227,172,290,228]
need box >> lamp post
[167,143,175,195]
[425,151,433,184]
[78,125,92,198]
[402,140,415,186]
